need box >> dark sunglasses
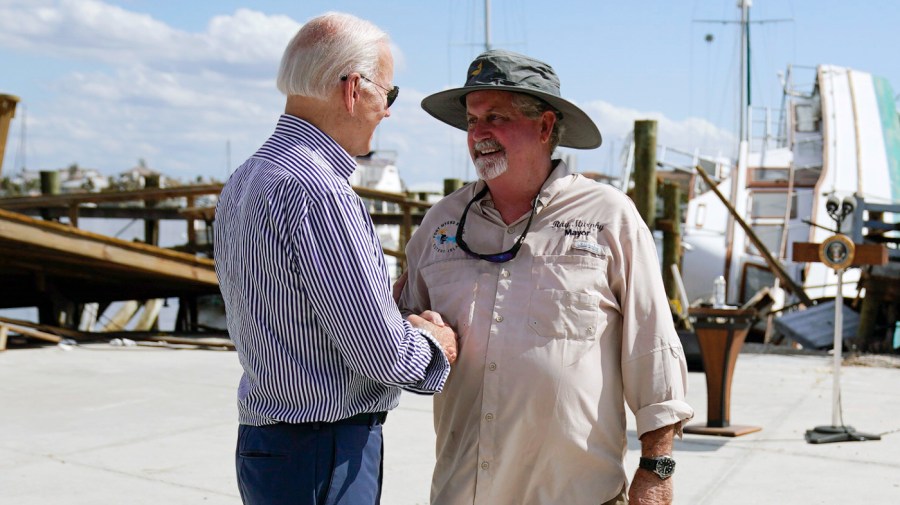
[456,185,539,263]
[341,74,399,108]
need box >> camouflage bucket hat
[421,49,601,149]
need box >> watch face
[655,457,676,478]
[640,456,676,479]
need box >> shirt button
[485,413,494,422]
[587,326,594,332]
[481,461,490,470]
[507,228,515,234]
[494,315,503,323]
[488,362,497,371]
[500,269,510,278]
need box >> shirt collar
[273,114,358,180]
[536,159,575,207]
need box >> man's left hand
[630,424,677,504]
[628,469,673,505]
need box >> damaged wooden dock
[0,207,219,330]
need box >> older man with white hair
[214,12,457,505]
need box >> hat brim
[421,85,602,149]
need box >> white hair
[276,12,389,99]
[510,93,565,151]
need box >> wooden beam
[0,94,20,178]
[0,184,225,210]
[351,186,433,208]
[17,207,197,220]
[147,335,233,349]
[0,322,63,344]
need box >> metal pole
[484,0,492,51]
[831,269,843,427]
[738,0,749,143]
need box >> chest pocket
[527,254,607,341]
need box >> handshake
[395,271,458,365]
[408,311,458,365]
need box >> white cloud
[0,1,296,177]
[583,99,736,158]
[0,1,735,190]
[0,0,299,75]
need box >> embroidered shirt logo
[432,221,459,253]
[551,219,605,238]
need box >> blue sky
[1,0,898,190]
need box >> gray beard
[474,154,508,180]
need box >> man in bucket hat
[397,49,693,505]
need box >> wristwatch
[639,455,676,480]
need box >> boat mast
[485,0,492,51]
[739,0,751,143]
[724,0,753,300]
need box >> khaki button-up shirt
[400,163,693,505]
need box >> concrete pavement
[1,342,898,504]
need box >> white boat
[350,151,408,278]
[677,65,900,308]
[643,1,900,309]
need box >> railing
[351,186,433,270]
[0,183,432,268]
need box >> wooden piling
[856,270,887,352]
[40,170,61,195]
[144,173,160,246]
[660,183,683,301]
[444,178,463,196]
[633,120,657,229]
[39,170,61,222]
[186,195,196,248]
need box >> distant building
[59,165,110,193]
[116,162,164,189]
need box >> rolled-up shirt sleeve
[614,203,694,437]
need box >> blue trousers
[236,416,385,505]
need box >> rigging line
[747,7,751,108]
[113,218,139,239]
[688,10,694,129]
[13,103,26,172]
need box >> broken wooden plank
[0,322,63,344]
[147,335,234,349]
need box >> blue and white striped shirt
[214,114,450,426]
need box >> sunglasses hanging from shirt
[456,185,538,263]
